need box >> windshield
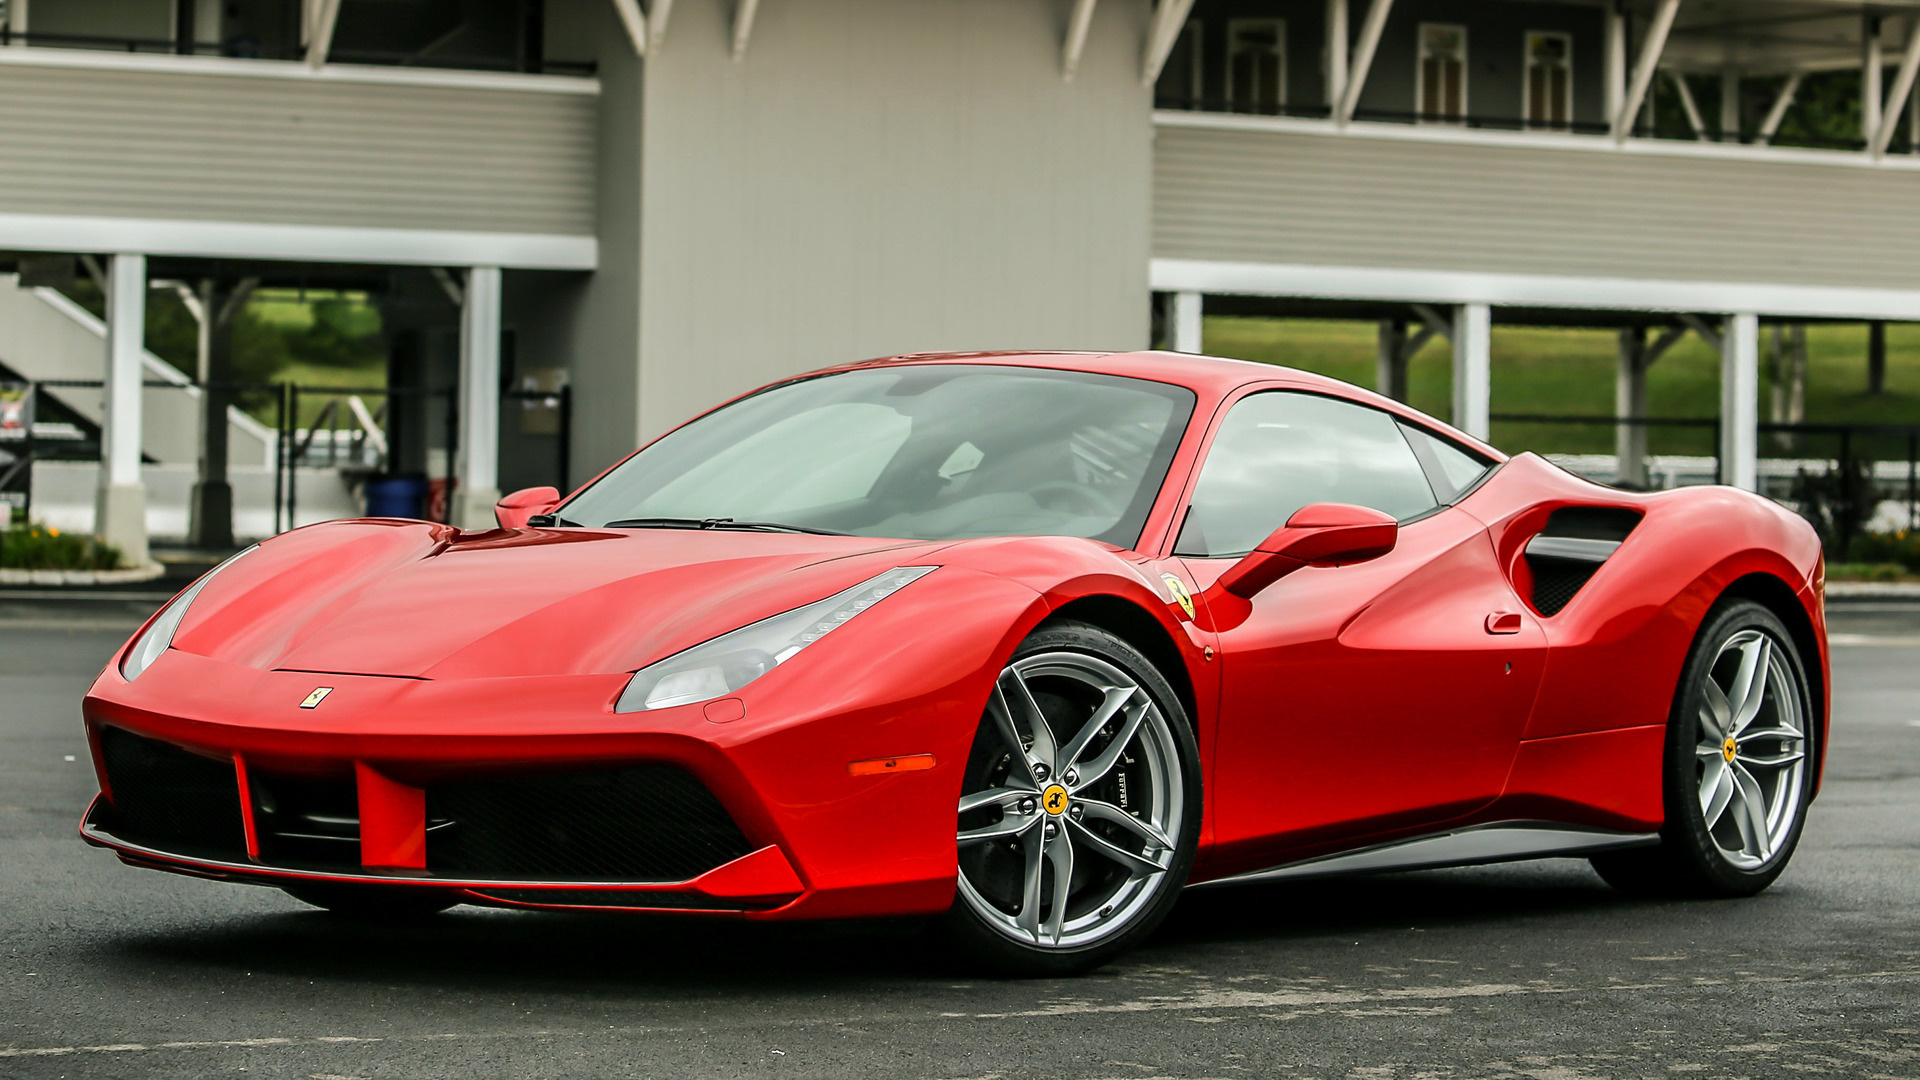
[560,365,1196,547]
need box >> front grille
[251,773,360,870]
[97,727,247,860]
[426,765,752,883]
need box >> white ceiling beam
[1614,0,1682,141]
[1062,0,1098,81]
[1872,19,1920,155]
[305,0,340,69]
[610,0,648,55]
[1755,71,1802,144]
[1669,70,1711,140]
[1338,0,1395,125]
[1141,0,1197,86]
[1864,14,1884,143]
[1680,313,1723,353]
[648,0,676,50]
[731,0,761,61]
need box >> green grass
[1202,317,1920,458]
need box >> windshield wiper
[600,516,850,536]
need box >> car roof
[811,350,1506,462]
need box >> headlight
[615,566,937,712]
[120,545,256,682]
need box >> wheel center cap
[1723,736,1738,763]
[1041,783,1071,816]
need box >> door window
[1398,422,1494,501]
[1227,19,1286,115]
[1418,23,1468,121]
[1175,392,1439,557]
[1524,32,1572,127]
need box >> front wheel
[941,621,1202,976]
[1591,599,1816,897]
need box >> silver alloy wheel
[955,651,1184,950]
[1695,628,1807,870]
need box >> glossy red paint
[79,350,1826,916]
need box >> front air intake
[97,727,248,860]
[425,765,752,883]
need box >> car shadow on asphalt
[82,858,1702,993]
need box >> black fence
[1490,413,1920,541]
[3,378,571,535]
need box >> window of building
[1155,21,1204,109]
[1227,19,1286,115]
[1174,392,1440,558]
[1417,23,1468,122]
[1524,31,1572,127]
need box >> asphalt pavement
[1,592,1916,1079]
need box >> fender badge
[300,687,333,709]
[1161,573,1195,620]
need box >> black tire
[1591,599,1817,898]
[939,620,1202,977]
[284,885,460,920]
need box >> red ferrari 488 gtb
[81,351,1827,974]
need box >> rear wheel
[941,621,1201,976]
[1591,600,1815,897]
[284,885,459,920]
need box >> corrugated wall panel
[0,64,596,236]
[1154,124,1920,290]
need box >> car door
[1173,389,1546,876]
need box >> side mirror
[1216,502,1398,599]
[494,486,561,529]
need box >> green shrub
[1825,562,1909,582]
[0,523,124,570]
[1848,529,1920,572]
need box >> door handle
[1485,611,1523,635]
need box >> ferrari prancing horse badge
[1161,573,1195,620]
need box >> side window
[1175,392,1438,557]
[1399,422,1494,502]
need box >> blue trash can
[364,474,428,519]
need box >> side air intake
[1524,507,1641,616]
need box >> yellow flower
[48,528,59,537]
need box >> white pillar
[1451,302,1491,440]
[1171,291,1203,354]
[1325,0,1348,114]
[95,253,149,566]
[451,266,503,530]
[1865,14,1884,145]
[1615,327,1648,486]
[1720,313,1760,491]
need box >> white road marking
[1828,633,1920,647]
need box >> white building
[0,0,1914,556]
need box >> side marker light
[848,754,936,777]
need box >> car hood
[170,521,952,680]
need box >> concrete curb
[0,563,168,587]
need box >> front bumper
[80,643,996,920]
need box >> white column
[1720,313,1760,491]
[1615,328,1648,486]
[95,253,149,565]
[1865,14,1884,145]
[1326,0,1348,114]
[451,266,503,530]
[1171,291,1203,353]
[1451,303,1491,440]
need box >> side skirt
[1188,821,1659,889]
